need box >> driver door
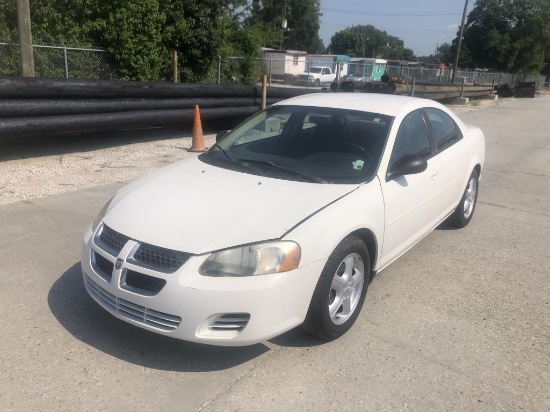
[378,109,446,269]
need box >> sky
[319,0,475,57]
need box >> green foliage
[459,0,550,74]
[161,0,231,82]
[435,43,453,65]
[244,0,325,53]
[329,25,407,59]
[1,0,326,83]
[0,0,17,41]
[418,43,453,65]
[401,48,416,62]
[88,1,168,80]
[219,23,266,84]
[329,28,364,57]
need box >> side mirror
[216,130,230,142]
[386,154,428,181]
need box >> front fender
[282,179,385,272]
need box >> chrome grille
[84,274,181,331]
[133,243,190,272]
[210,313,250,332]
[91,250,113,281]
[96,225,190,273]
[99,225,129,253]
[122,270,166,295]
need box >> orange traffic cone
[188,104,206,152]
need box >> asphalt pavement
[1,95,549,411]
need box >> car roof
[274,93,438,117]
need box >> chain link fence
[1,43,114,80]
[385,65,546,89]
[221,56,547,90]
[1,44,547,89]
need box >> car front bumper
[81,224,325,346]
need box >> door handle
[430,169,439,179]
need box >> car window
[232,111,291,146]
[425,108,463,151]
[202,106,392,184]
[389,110,431,168]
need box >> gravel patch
[0,128,216,205]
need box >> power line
[321,8,463,17]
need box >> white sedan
[81,94,485,346]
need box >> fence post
[411,76,416,97]
[172,50,178,83]
[269,58,272,86]
[460,77,466,97]
[261,75,267,110]
[63,46,69,78]
[217,55,221,84]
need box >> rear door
[423,108,470,214]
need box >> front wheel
[302,236,370,340]
[315,78,321,87]
[447,169,479,228]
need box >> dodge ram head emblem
[115,258,123,270]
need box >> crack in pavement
[195,345,281,412]
[484,168,549,178]
[479,201,550,218]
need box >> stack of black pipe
[0,77,317,139]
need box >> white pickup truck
[296,66,335,86]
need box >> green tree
[1,0,271,83]
[89,0,167,80]
[329,25,406,59]
[401,48,416,62]
[329,28,364,57]
[244,0,325,53]
[435,43,453,65]
[458,0,550,73]
[0,0,17,41]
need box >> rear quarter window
[425,108,463,152]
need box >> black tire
[315,78,321,87]
[447,169,479,228]
[302,236,370,340]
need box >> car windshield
[200,105,392,184]
[309,68,322,73]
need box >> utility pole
[17,0,35,77]
[451,0,468,84]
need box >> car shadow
[48,263,269,372]
[435,221,456,231]
[268,328,327,348]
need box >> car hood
[103,157,358,254]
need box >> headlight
[92,196,114,231]
[199,241,301,277]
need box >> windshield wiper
[238,159,327,183]
[212,142,233,161]
[210,144,266,175]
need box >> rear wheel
[447,169,479,228]
[302,236,370,340]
